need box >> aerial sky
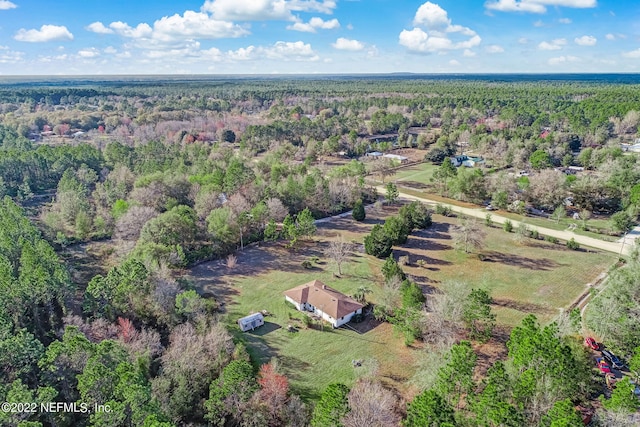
[0,0,638,75]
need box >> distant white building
[450,155,484,168]
[382,153,409,164]
[284,280,364,328]
[237,312,264,332]
[622,143,640,153]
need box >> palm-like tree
[353,286,372,304]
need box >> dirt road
[376,186,630,256]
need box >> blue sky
[0,0,639,74]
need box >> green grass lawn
[191,243,416,401]
[187,205,615,400]
[401,216,616,325]
[392,163,439,188]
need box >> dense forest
[0,76,639,426]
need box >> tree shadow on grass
[400,180,430,190]
[492,298,556,316]
[246,321,282,336]
[480,251,563,271]
[393,248,453,267]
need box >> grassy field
[186,205,615,400]
[392,163,439,189]
[187,237,417,401]
[396,215,615,325]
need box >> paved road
[376,186,630,256]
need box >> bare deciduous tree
[451,217,486,253]
[325,236,353,276]
[341,379,401,427]
[114,206,159,241]
[266,197,289,222]
[527,169,567,209]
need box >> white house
[284,280,364,328]
[237,312,265,332]
[382,153,409,164]
[450,155,484,168]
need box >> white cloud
[414,2,451,28]
[202,0,336,21]
[538,38,566,50]
[574,35,596,46]
[264,41,319,60]
[14,25,73,42]
[486,44,505,53]
[96,10,248,48]
[228,46,256,60]
[449,59,461,66]
[287,17,340,32]
[558,18,572,23]
[103,46,117,54]
[152,11,248,41]
[518,37,530,44]
[0,0,17,10]
[605,33,615,40]
[463,49,476,57]
[109,21,153,39]
[399,2,480,53]
[548,55,579,65]
[86,22,114,34]
[533,20,545,27]
[622,49,640,59]
[485,0,596,14]
[0,48,23,64]
[78,48,100,58]
[227,41,320,62]
[332,37,364,51]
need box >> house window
[340,316,344,320]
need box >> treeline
[309,312,640,427]
[0,196,314,426]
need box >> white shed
[238,313,264,332]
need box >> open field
[187,237,417,401]
[395,216,615,324]
[186,204,615,398]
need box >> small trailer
[238,313,265,332]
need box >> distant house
[284,280,364,328]
[450,155,484,168]
[382,153,409,164]
[622,143,640,153]
[238,312,265,332]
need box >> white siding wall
[285,296,302,311]
[285,297,362,328]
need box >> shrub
[530,230,539,239]
[364,224,393,258]
[399,255,410,266]
[545,235,559,244]
[301,260,313,269]
[485,213,493,227]
[302,315,313,328]
[226,254,237,269]
[352,199,366,221]
[566,238,580,250]
[382,254,406,282]
[503,219,513,233]
[435,204,452,216]
[416,259,427,268]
